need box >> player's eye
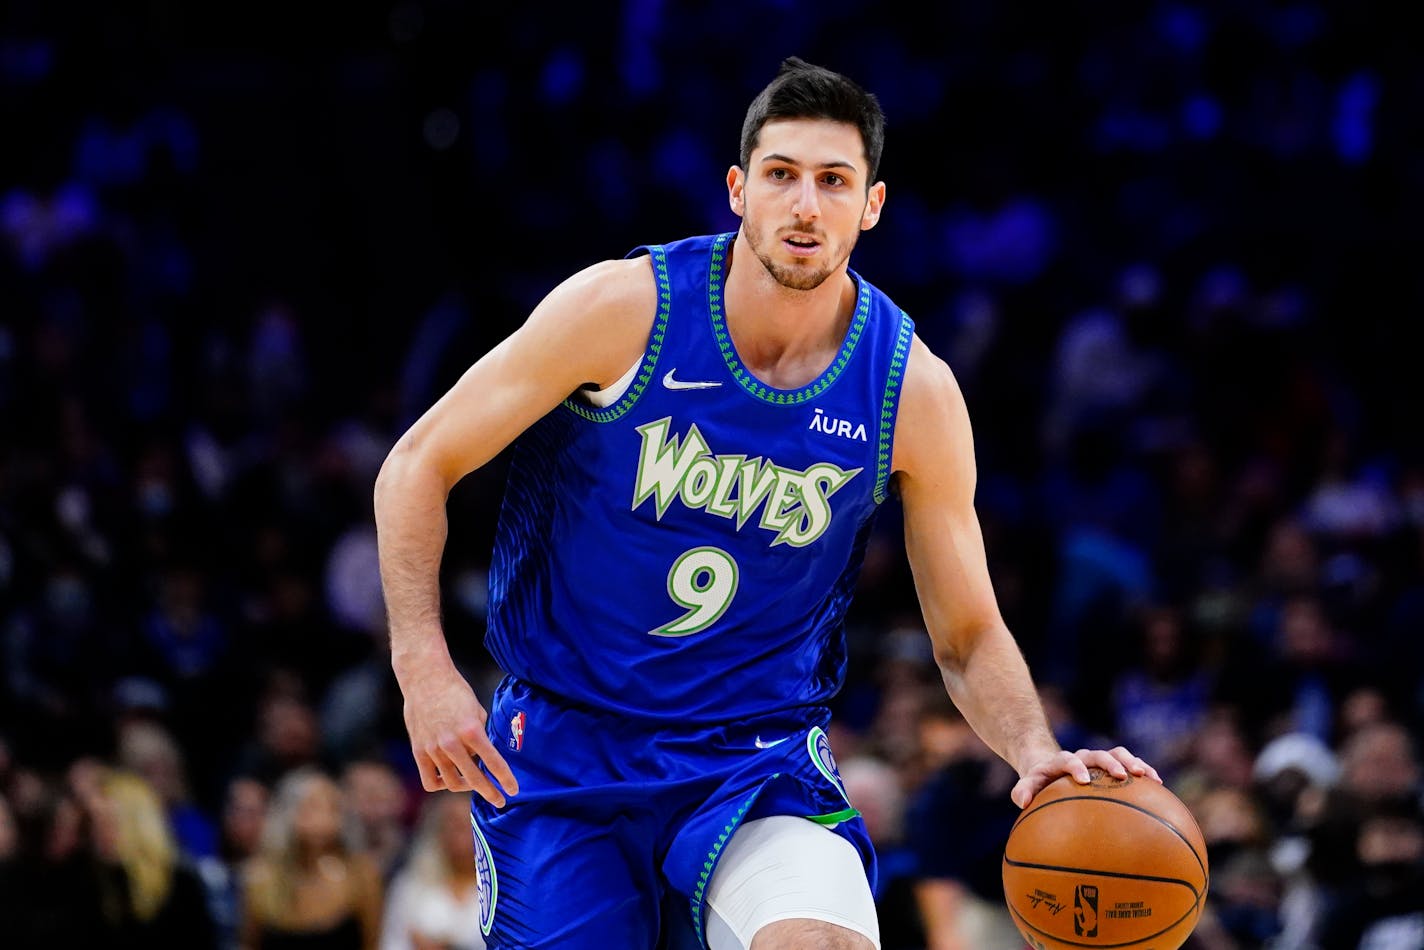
[769,168,792,181]
[822,173,845,187]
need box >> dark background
[3,2,1423,947]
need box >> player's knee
[705,816,879,950]
[749,918,876,950]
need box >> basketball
[1001,768,1209,950]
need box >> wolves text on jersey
[632,417,860,547]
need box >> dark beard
[761,255,833,291]
[743,219,850,291]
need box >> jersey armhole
[872,311,915,504]
[573,356,643,408]
[559,245,671,423]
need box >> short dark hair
[739,56,886,186]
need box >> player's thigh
[702,815,879,950]
[473,795,663,949]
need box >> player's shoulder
[901,333,966,415]
[891,334,972,474]
[528,254,657,341]
[552,254,657,312]
[519,253,661,391]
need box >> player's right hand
[401,667,519,806]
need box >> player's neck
[723,234,857,389]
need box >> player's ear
[727,165,746,217]
[860,181,885,231]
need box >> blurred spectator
[1176,709,1259,803]
[342,757,412,884]
[1252,731,1341,949]
[135,558,230,688]
[1193,785,1284,945]
[239,765,383,950]
[379,792,485,950]
[1038,416,1161,704]
[319,632,407,769]
[1337,684,1396,743]
[1298,720,1423,942]
[1110,602,1215,782]
[116,716,219,859]
[1301,423,1402,543]
[245,301,310,423]
[0,773,115,943]
[87,767,220,948]
[1315,795,1424,949]
[4,561,121,762]
[1251,517,1323,636]
[907,691,1024,950]
[860,631,940,793]
[1154,438,1233,599]
[1042,280,1184,464]
[199,774,272,950]
[1327,719,1420,811]
[234,673,326,786]
[1253,730,1340,838]
[132,556,240,791]
[1251,592,1366,746]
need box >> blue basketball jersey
[484,231,914,723]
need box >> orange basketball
[1001,769,1209,950]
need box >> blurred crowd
[3,1,1423,948]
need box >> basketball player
[374,57,1160,950]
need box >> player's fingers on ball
[1108,745,1151,776]
[1083,748,1129,777]
[1064,750,1092,782]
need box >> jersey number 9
[651,546,739,637]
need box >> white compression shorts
[702,815,881,949]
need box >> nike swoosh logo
[754,735,790,750]
[663,369,722,390]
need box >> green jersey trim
[690,778,772,948]
[806,806,862,826]
[706,232,872,405]
[561,245,672,422]
[873,312,913,503]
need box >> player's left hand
[1011,746,1161,809]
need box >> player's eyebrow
[759,153,860,174]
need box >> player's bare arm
[374,255,658,803]
[891,335,1160,807]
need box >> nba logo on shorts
[1074,884,1099,937]
[509,711,526,751]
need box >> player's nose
[791,178,820,220]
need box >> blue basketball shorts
[467,675,877,949]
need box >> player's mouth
[782,233,821,257]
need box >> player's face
[730,118,884,291]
